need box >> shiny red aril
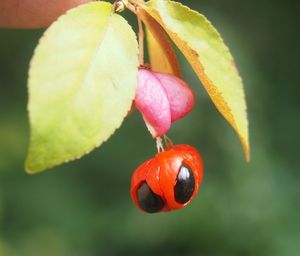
[130,144,203,213]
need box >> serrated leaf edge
[26,2,139,173]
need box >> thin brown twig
[124,1,137,14]
[128,0,145,7]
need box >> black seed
[137,182,164,213]
[174,164,195,204]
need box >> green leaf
[139,0,249,160]
[26,2,139,173]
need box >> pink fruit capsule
[135,68,195,137]
[155,72,195,122]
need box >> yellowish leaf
[140,9,181,77]
[26,2,138,173]
[137,0,249,160]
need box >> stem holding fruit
[114,0,145,65]
[137,7,145,65]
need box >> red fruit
[130,144,203,213]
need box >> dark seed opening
[137,182,164,213]
[174,164,195,204]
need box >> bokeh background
[0,0,299,255]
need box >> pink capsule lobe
[135,69,171,137]
[134,68,195,137]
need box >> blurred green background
[0,0,299,255]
